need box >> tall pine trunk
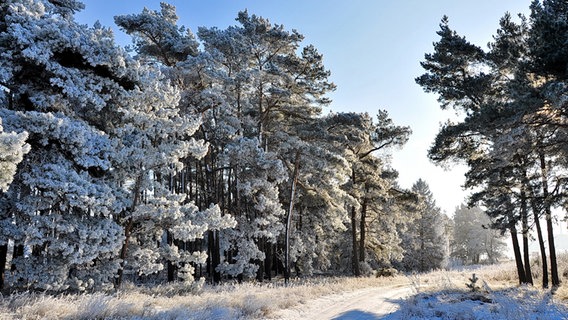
[167,231,176,282]
[539,152,559,287]
[359,198,367,263]
[531,199,548,288]
[265,242,273,281]
[116,174,144,288]
[510,225,527,285]
[256,237,265,282]
[10,243,24,287]
[284,151,300,285]
[351,206,360,276]
[0,244,7,290]
[521,191,533,285]
[523,163,548,288]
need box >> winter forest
[0,0,567,298]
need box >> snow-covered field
[387,286,568,320]
[386,262,568,320]
[1,262,568,319]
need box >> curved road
[273,283,412,319]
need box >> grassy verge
[2,256,567,319]
[0,275,404,319]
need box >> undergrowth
[0,275,404,319]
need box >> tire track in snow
[272,283,412,319]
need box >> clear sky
[75,0,533,215]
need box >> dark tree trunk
[351,206,360,276]
[167,231,176,282]
[265,242,273,281]
[530,199,548,288]
[520,192,533,285]
[539,152,560,287]
[284,151,300,285]
[545,207,559,287]
[116,174,143,288]
[359,198,367,263]
[523,163,549,289]
[212,230,221,284]
[256,237,265,282]
[10,243,24,286]
[116,219,133,287]
[11,243,23,271]
[0,244,7,290]
[510,225,527,285]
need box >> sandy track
[272,283,412,319]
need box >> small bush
[466,273,480,292]
[376,267,399,277]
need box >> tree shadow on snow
[331,298,406,320]
[331,310,382,320]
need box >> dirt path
[272,283,413,319]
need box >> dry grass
[0,275,405,319]
[408,261,520,293]
[409,254,568,306]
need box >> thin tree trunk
[284,151,300,285]
[166,171,176,283]
[359,198,367,263]
[265,242,273,281]
[522,159,548,288]
[545,207,559,286]
[167,231,176,282]
[539,152,560,287]
[10,243,23,271]
[510,225,527,285]
[351,205,360,276]
[521,191,533,285]
[212,230,221,284]
[207,230,215,283]
[116,174,144,288]
[531,199,548,288]
[0,244,7,290]
[256,237,265,282]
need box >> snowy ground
[385,287,568,320]
[272,282,568,320]
[2,263,568,319]
[272,283,412,319]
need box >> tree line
[417,0,568,288]
[0,0,477,292]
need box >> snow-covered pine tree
[325,111,411,275]
[400,179,447,272]
[0,117,30,289]
[0,0,235,291]
[451,204,507,265]
[115,3,241,283]
[198,11,339,280]
[417,6,568,287]
[0,0,131,291]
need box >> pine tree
[0,0,235,291]
[451,204,507,265]
[400,179,448,272]
[0,0,131,291]
[416,8,568,286]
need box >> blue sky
[76,0,532,215]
